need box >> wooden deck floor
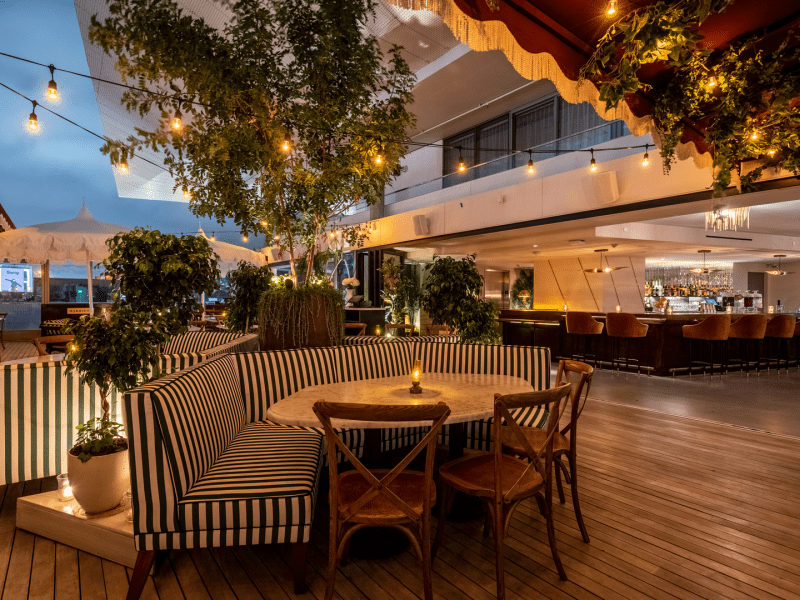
[1,398,799,600]
[0,341,39,363]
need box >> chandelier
[705,205,750,232]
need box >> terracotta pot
[67,448,130,515]
[261,295,338,350]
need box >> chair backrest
[555,360,593,442]
[493,383,572,504]
[605,313,647,338]
[765,314,796,338]
[566,312,603,335]
[314,402,450,523]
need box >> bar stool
[764,315,795,374]
[606,312,649,374]
[682,315,730,377]
[565,312,604,367]
[727,314,767,377]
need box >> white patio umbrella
[197,228,268,273]
[0,204,130,313]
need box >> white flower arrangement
[342,277,360,289]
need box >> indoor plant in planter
[341,277,360,305]
[421,254,501,344]
[64,307,157,514]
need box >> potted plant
[511,269,534,309]
[259,279,345,350]
[421,254,501,344]
[341,277,360,305]
[225,261,272,333]
[64,307,158,514]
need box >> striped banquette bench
[122,341,550,599]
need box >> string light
[182,188,190,199]
[273,234,280,242]
[260,220,268,227]
[118,160,129,173]
[750,129,759,141]
[210,232,215,241]
[242,234,248,242]
[375,148,383,165]
[282,134,291,153]
[46,65,58,101]
[458,147,466,172]
[642,144,650,167]
[707,74,717,88]
[28,100,38,131]
[172,109,182,130]
[589,149,597,172]
[526,150,535,175]
[606,0,617,16]
[768,148,777,157]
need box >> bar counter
[499,310,800,376]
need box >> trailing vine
[579,1,800,195]
[258,282,345,348]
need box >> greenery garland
[258,282,345,348]
[579,0,800,195]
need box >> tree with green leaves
[421,254,500,344]
[102,227,221,341]
[225,261,272,333]
[90,0,416,280]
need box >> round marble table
[266,372,532,430]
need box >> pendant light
[689,250,723,274]
[582,249,626,273]
[764,255,794,276]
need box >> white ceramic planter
[67,448,130,515]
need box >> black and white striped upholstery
[125,341,550,554]
[162,331,243,354]
[342,335,387,345]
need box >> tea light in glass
[57,474,73,501]
[666,306,673,315]
[726,306,732,314]
[615,305,621,313]
[768,306,775,314]
[123,490,133,522]
[410,359,422,394]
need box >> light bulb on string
[260,220,268,227]
[642,144,650,167]
[707,73,717,88]
[458,147,466,172]
[768,148,777,157]
[172,109,182,130]
[282,134,291,153]
[46,65,58,101]
[182,188,190,199]
[589,149,597,172]
[28,100,38,131]
[375,151,383,165]
[242,234,248,242]
[526,150,535,175]
[210,232,216,241]
[118,159,129,173]
[606,0,617,16]
[750,129,759,141]
[273,234,280,242]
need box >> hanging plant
[579,1,800,195]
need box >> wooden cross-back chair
[500,359,593,543]
[434,383,572,598]
[313,401,451,600]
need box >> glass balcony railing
[385,120,629,206]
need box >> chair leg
[420,511,434,600]
[126,551,156,600]
[432,485,449,559]
[569,453,590,544]
[325,521,338,600]
[543,485,568,581]
[291,541,309,594]
[688,339,693,376]
[493,501,507,600]
[556,456,572,485]
[554,460,566,504]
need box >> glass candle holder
[768,306,775,314]
[615,305,621,312]
[57,474,73,501]
[123,490,133,522]
[666,306,673,315]
[726,306,732,314]
[410,359,422,394]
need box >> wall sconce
[410,359,422,394]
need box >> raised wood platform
[1,399,798,599]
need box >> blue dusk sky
[0,0,266,248]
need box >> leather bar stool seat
[565,312,604,368]
[682,315,730,376]
[728,314,767,376]
[764,315,795,374]
[606,313,649,374]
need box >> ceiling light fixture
[582,249,626,273]
[689,249,723,274]
[764,255,794,276]
[705,204,749,232]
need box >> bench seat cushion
[178,421,323,534]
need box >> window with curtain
[557,98,630,151]
[477,117,509,179]
[443,130,475,188]
[513,99,556,167]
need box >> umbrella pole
[42,260,50,304]
[86,254,94,315]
